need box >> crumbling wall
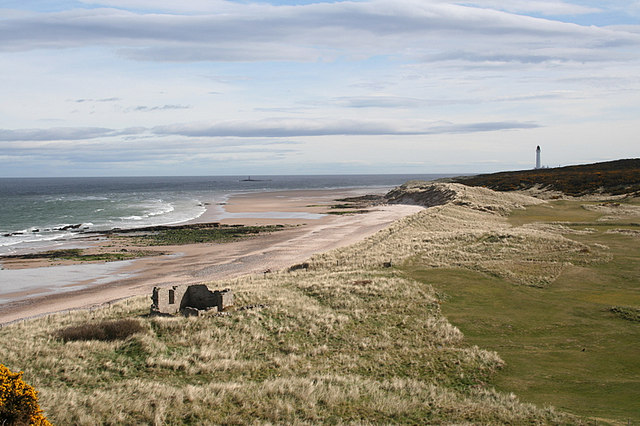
[214,288,234,311]
[151,284,233,316]
[151,285,190,315]
[186,285,218,310]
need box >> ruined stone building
[151,284,233,317]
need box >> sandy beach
[0,187,421,325]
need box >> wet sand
[0,188,421,325]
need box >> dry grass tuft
[606,228,640,237]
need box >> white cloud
[152,118,539,137]
[456,0,601,16]
[1,1,638,65]
[0,118,539,144]
[0,127,118,142]
[76,0,243,13]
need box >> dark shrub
[55,319,145,342]
[610,306,640,322]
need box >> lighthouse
[535,146,541,169]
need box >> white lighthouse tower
[535,146,541,169]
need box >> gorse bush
[0,364,51,425]
[54,318,145,342]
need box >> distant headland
[450,158,640,196]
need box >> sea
[0,174,450,257]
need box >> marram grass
[0,270,575,424]
[0,183,594,424]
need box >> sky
[1,0,639,177]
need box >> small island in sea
[1,160,638,424]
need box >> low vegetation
[324,196,381,214]
[312,182,604,288]
[1,180,637,423]
[124,224,283,246]
[0,267,574,424]
[0,248,160,263]
[452,158,640,196]
[325,209,370,215]
[610,306,640,322]
[54,319,146,342]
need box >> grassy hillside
[452,158,640,196]
[0,274,571,424]
[314,182,640,423]
[403,198,640,422]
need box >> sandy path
[0,189,420,325]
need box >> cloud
[0,118,539,144]
[0,127,118,142]
[421,47,628,64]
[1,1,638,65]
[333,92,573,109]
[131,104,191,112]
[76,0,240,13]
[0,136,300,167]
[152,118,539,137]
[335,96,425,108]
[71,97,121,103]
[456,1,601,16]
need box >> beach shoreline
[0,187,420,325]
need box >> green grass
[325,209,370,215]
[402,198,640,424]
[1,248,160,262]
[508,200,602,225]
[127,225,282,245]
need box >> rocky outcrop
[385,181,457,208]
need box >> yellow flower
[0,364,52,426]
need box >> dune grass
[0,268,574,424]
[309,184,605,288]
[3,183,633,424]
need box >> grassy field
[403,197,640,424]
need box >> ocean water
[0,174,449,256]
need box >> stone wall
[151,285,190,315]
[151,284,233,316]
[214,289,234,311]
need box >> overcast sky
[1,0,639,177]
